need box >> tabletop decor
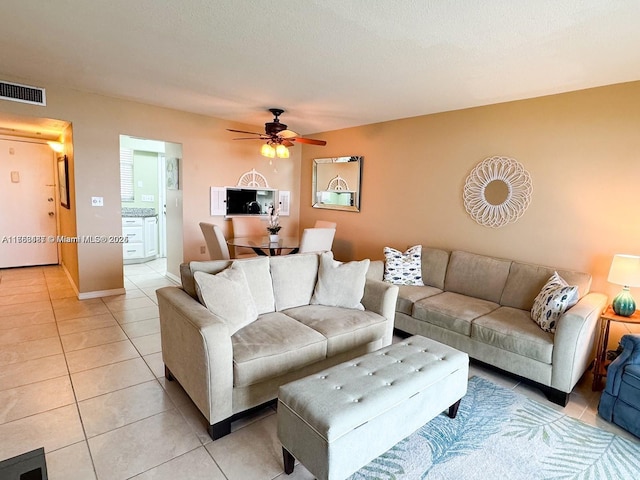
[607,253,640,316]
[267,206,281,242]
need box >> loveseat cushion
[444,251,511,303]
[232,312,327,388]
[412,292,500,336]
[233,256,275,314]
[284,305,388,356]
[270,254,319,311]
[194,268,258,335]
[471,306,554,364]
[310,252,370,310]
[395,285,443,315]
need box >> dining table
[227,235,300,256]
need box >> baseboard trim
[78,287,126,300]
[166,271,180,284]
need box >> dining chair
[199,222,231,260]
[298,227,336,254]
[314,220,337,229]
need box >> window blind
[120,148,134,202]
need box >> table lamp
[607,254,640,316]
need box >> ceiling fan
[227,108,326,158]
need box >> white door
[0,139,58,268]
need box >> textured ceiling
[1,0,639,136]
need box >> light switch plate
[91,197,104,206]
[10,171,19,183]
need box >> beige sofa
[370,247,608,405]
[156,253,399,440]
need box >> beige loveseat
[371,247,607,405]
[156,253,398,440]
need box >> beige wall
[301,81,640,309]
[0,76,300,294]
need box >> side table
[592,305,640,390]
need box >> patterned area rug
[349,376,640,479]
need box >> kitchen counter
[121,207,157,218]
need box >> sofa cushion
[232,256,275,314]
[311,252,370,310]
[232,312,327,388]
[412,292,500,336]
[284,305,388,357]
[270,253,319,311]
[421,247,450,290]
[530,272,579,333]
[444,251,511,303]
[383,245,424,285]
[194,268,258,335]
[500,262,591,311]
[396,285,443,315]
[472,306,554,364]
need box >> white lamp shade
[608,254,640,287]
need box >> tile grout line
[45,266,101,480]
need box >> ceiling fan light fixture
[275,144,289,158]
[261,143,276,158]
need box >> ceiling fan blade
[279,129,299,139]
[233,137,267,141]
[291,137,327,146]
[282,140,295,147]
[226,128,264,136]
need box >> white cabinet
[122,216,158,263]
[144,216,158,257]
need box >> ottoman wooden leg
[448,399,461,418]
[283,447,295,474]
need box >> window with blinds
[120,148,134,202]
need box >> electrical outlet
[200,246,206,254]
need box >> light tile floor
[0,259,638,479]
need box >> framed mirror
[312,156,363,212]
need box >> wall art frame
[57,154,70,209]
[463,155,532,228]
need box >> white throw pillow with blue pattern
[383,245,424,286]
[530,272,579,333]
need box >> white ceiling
[1,0,640,136]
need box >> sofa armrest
[362,279,399,345]
[156,286,234,425]
[551,292,608,392]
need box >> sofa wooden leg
[164,365,175,381]
[448,399,461,418]
[283,447,295,474]
[543,388,570,407]
[208,419,231,440]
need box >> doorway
[119,135,183,281]
[0,137,59,268]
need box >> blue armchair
[598,334,640,438]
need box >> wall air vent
[0,80,46,106]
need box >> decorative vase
[269,234,279,243]
[612,286,636,317]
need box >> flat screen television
[225,188,276,215]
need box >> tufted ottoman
[277,335,469,480]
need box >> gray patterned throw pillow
[530,272,579,333]
[383,245,424,286]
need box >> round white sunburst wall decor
[463,156,533,228]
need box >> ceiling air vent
[0,80,46,106]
